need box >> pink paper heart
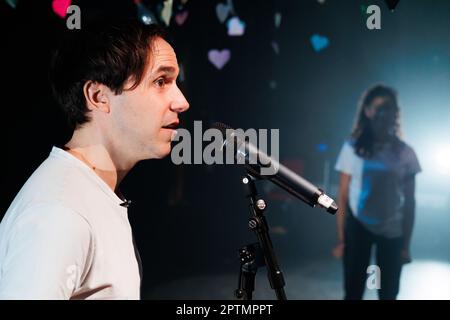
[175,11,189,26]
[208,49,231,70]
[52,0,72,19]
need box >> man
[0,20,189,299]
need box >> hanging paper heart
[271,41,280,55]
[310,34,329,52]
[208,49,231,70]
[227,0,236,15]
[269,81,277,90]
[178,63,185,82]
[5,0,18,9]
[227,17,245,36]
[175,11,188,26]
[274,12,282,28]
[160,0,173,26]
[316,143,328,153]
[52,0,72,19]
[360,4,369,20]
[384,0,400,11]
[216,2,231,23]
[361,4,368,14]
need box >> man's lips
[162,121,179,142]
[162,121,179,130]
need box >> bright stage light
[433,147,450,175]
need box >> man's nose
[170,85,190,113]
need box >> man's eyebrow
[153,66,178,76]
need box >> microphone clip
[119,199,132,208]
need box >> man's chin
[154,143,172,159]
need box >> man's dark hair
[49,20,167,130]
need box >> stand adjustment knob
[248,218,258,229]
[256,199,266,211]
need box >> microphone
[212,122,338,214]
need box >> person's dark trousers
[343,210,404,300]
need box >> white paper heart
[160,0,173,26]
[227,17,245,36]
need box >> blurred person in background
[332,84,421,300]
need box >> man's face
[108,37,189,161]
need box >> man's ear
[83,81,111,113]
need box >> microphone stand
[234,173,287,300]
[235,243,259,300]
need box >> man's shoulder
[16,157,67,197]
[2,151,98,227]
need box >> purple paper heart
[208,49,231,70]
[175,11,189,25]
[271,41,280,55]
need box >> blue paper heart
[310,34,329,52]
[216,3,231,23]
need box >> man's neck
[64,128,135,194]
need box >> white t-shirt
[0,147,141,299]
[335,139,421,238]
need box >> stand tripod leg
[235,244,258,300]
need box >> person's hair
[49,19,167,131]
[351,84,402,158]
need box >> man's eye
[155,78,165,87]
